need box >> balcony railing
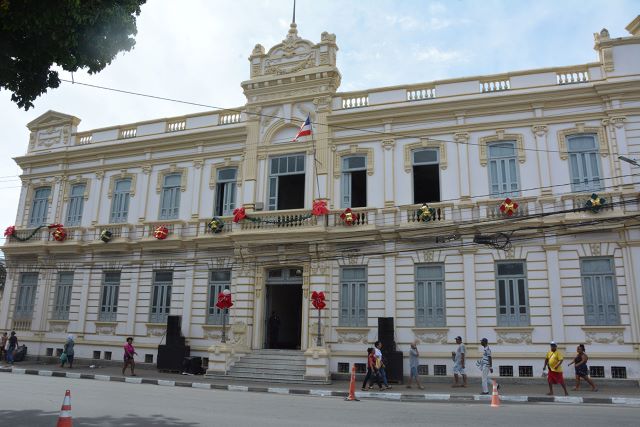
[402,203,454,224]
[239,209,322,230]
[331,207,376,227]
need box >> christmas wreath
[585,193,606,213]
[499,198,519,216]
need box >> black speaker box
[383,350,404,383]
[182,356,203,374]
[157,344,190,372]
[378,317,396,352]
[166,315,182,340]
[378,317,394,333]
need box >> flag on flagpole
[293,114,312,141]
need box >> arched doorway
[264,268,303,349]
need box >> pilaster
[544,247,565,343]
[191,160,204,218]
[91,171,105,225]
[138,165,151,222]
[460,247,477,343]
[382,138,396,208]
[532,125,552,194]
[454,132,470,200]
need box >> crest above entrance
[242,23,341,105]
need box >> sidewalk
[2,360,639,406]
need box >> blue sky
[0,0,637,241]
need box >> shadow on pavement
[0,410,201,426]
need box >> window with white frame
[207,270,231,324]
[150,270,172,323]
[29,187,51,226]
[15,272,38,320]
[339,267,367,327]
[496,261,529,326]
[415,264,446,327]
[65,184,86,226]
[581,258,619,325]
[268,154,305,210]
[412,149,440,203]
[99,271,121,321]
[215,168,237,216]
[487,142,520,198]
[159,174,181,219]
[52,271,73,320]
[110,179,131,223]
[341,156,367,208]
[567,135,602,193]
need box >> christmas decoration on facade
[153,225,169,240]
[585,193,606,213]
[216,289,233,344]
[232,207,247,223]
[232,206,314,225]
[311,291,326,309]
[312,199,329,216]
[100,230,113,243]
[207,217,225,233]
[4,223,69,242]
[51,226,67,242]
[417,204,436,222]
[499,198,519,216]
[340,208,358,225]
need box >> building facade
[2,17,640,379]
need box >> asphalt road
[1,374,638,427]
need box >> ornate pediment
[26,110,81,153]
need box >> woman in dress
[568,344,597,391]
[122,337,138,376]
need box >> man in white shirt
[452,336,467,387]
[478,337,493,394]
[374,341,391,390]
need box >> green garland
[6,225,46,242]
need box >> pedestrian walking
[361,347,383,391]
[568,344,598,392]
[406,340,424,389]
[451,336,467,387]
[1,332,7,361]
[122,337,138,376]
[374,341,392,390]
[543,341,569,396]
[6,331,18,364]
[60,334,75,368]
[476,338,494,394]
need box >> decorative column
[74,264,92,336]
[181,261,196,338]
[50,176,65,222]
[384,241,396,318]
[382,139,396,208]
[454,132,470,201]
[126,260,141,336]
[242,107,261,210]
[610,116,633,187]
[532,125,551,194]
[190,160,204,219]
[621,242,640,345]
[544,245,565,343]
[91,171,105,225]
[16,179,30,227]
[460,247,477,344]
[138,165,152,222]
[313,96,332,202]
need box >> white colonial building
[2,16,640,381]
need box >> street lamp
[619,155,639,167]
[216,289,233,344]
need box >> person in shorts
[568,344,597,392]
[451,336,467,387]
[543,341,569,396]
[406,340,424,389]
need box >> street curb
[2,367,639,406]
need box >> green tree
[0,0,146,110]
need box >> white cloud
[413,47,468,63]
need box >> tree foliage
[0,0,146,110]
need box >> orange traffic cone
[344,365,360,401]
[56,389,73,427]
[490,380,500,408]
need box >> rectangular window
[567,135,602,193]
[590,366,605,378]
[99,271,121,321]
[341,156,367,208]
[268,154,305,210]
[65,184,86,226]
[15,272,38,320]
[159,174,181,220]
[412,149,440,203]
[581,258,619,325]
[519,366,533,377]
[433,365,447,376]
[499,366,514,377]
[110,179,131,223]
[496,261,529,326]
[488,142,520,198]
[215,168,237,216]
[339,267,367,327]
[29,187,51,226]
[52,272,73,320]
[415,264,445,327]
[207,270,231,324]
[150,270,172,323]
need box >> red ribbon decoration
[233,207,246,223]
[4,225,16,237]
[340,208,358,225]
[312,200,329,216]
[52,226,67,242]
[499,198,519,216]
[153,225,169,240]
[311,291,326,310]
[215,292,233,309]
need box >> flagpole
[311,134,322,200]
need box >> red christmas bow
[499,198,519,216]
[312,200,329,216]
[340,208,358,225]
[215,291,233,309]
[311,291,326,310]
[52,226,67,242]
[4,225,16,237]
[154,225,169,240]
[233,207,246,223]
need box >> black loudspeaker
[378,317,396,352]
[182,356,203,374]
[383,351,404,383]
[167,315,182,342]
[157,344,190,372]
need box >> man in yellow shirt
[543,342,569,396]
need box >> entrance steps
[210,349,331,385]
